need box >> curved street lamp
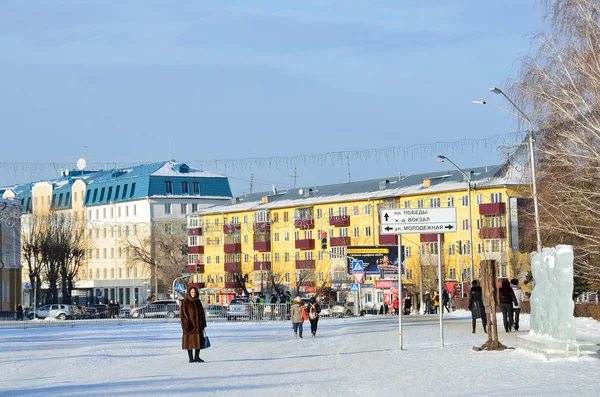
[473,88,542,253]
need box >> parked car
[27,304,73,320]
[205,304,225,318]
[319,303,332,317]
[226,297,253,320]
[119,307,132,318]
[132,300,180,318]
[331,302,365,317]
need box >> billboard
[346,246,404,274]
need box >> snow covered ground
[1,311,599,397]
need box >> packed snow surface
[1,311,599,397]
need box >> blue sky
[0,1,544,195]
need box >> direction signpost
[379,207,457,350]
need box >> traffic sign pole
[398,235,403,350]
[438,233,445,348]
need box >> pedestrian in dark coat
[499,279,519,333]
[307,296,321,337]
[404,297,412,315]
[180,286,207,363]
[441,289,450,313]
[423,292,432,315]
[468,280,487,333]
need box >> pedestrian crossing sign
[351,260,364,272]
[350,283,359,292]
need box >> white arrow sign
[380,207,457,235]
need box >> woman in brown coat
[180,286,207,363]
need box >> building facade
[187,163,530,308]
[2,161,232,307]
[0,198,23,311]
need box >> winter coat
[424,293,432,307]
[180,287,207,350]
[291,301,305,323]
[468,286,485,319]
[442,290,449,304]
[404,298,412,309]
[499,285,518,306]
[392,298,399,309]
[512,286,524,309]
[308,299,321,320]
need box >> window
[417,199,424,208]
[244,235,248,244]
[122,184,128,199]
[111,248,114,259]
[449,268,456,280]
[206,256,211,264]
[165,203,172,214]
[107,187,113,201]
[274,253,280,262]
[294,231,300,240]
[164,224,172,234]
[462,219,469,231]
[328,208,334,217]
[447,197,454,207]
[285,273,290,282]
[215,255,220,264]
[491,192,502,203]
[430,198,441,208]
[165,181,173,194]
[283,212,288,222]
[448,244,455,256]
[476,219,481,230]
[243,215,248,224]
[284,253,290,262]
[117,206,121,217]
[214,218,219,227]
[181,203,187,214]
[364,204,371,215]
[284,232,289,242]
[93,189,98,203]
[405,269,413,280]
[404,246,411,258]
[295,252,300,260]
[103,248,107,259]
[192,182,199,194]
[316,209,322,219]
[182,182,189,194]
[476,194,482,206]
[461,195,468,207]
[353,227,359,238]
[478,243,483,254]
[318,272,324,282]
[103,208,107,219]
[100,188,105,202]
[130,183,136,197]
[191,203,198,212]
[115,185,120,200]
[125,206,129,217]
[95,209,99,219]
[353,206,359,216]
[423,242,438,255]
[95,249,99,259]
[339,228,349,237]
[365,226,371,237]
[274,233,279,242]
[244,254,249,264]
[318,251,323,260]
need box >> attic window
[179,164,189,173]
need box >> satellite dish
[298,188,304,196]
[76,158,87,171]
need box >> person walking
[432,292,439,314]
[392,296,399,315]
[499,279,519,333]
[468,280,487,333]
[307,297,321,337]
[511,279,524,331]
[16,304,23,321]
[180,286,207,363]
[291,296,305,338]
[442,289,450,313]
[423,292,432,315]
[403,297,412,315]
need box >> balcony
[296,259,316,269]
[479,202,506,216]
[224,243,242,253]
[329,215,351,227]
[224,281,239,288]
[187,264,204,274]
[187,245,204,255]
[253,222,271,232]
[295,238,315,250]
[378,234,398,245]
[224,263,242,273]
[294,218,314,229]
[223,223,241,234]
[254,261,272,271]
[188,227,202,236]
[253,241,271,252]
[420,234,445,243]
[480,227,506,239]
[330,236,351,246]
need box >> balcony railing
[224,243,242,253]
[254,261,272,271]
[253,241,271,252]
[294,218,315,229]
[187,246,204,255]
[253,222,271,232]
[378,234,398,245]
[479,202,506,215]
[420,234,445,243]
[223,223,241,234]
[224,281,239,288]
[295,259,316,269]
[480,227,506,239]
[330,236,351,246]
[295,239,315,250]
[329,215,351,227]
[224,263,242,273]
[187,264,204,274]
[188,227,203,236]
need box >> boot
[482,317,487,334]
[472,319,476,333]
[187,349,194,363]
[194,349,204,363]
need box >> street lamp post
[437,155,475,283]
[473,87,542,253]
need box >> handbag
[203,330,211,349]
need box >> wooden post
[474,260,512,351]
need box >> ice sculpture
[529,245,576,341]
